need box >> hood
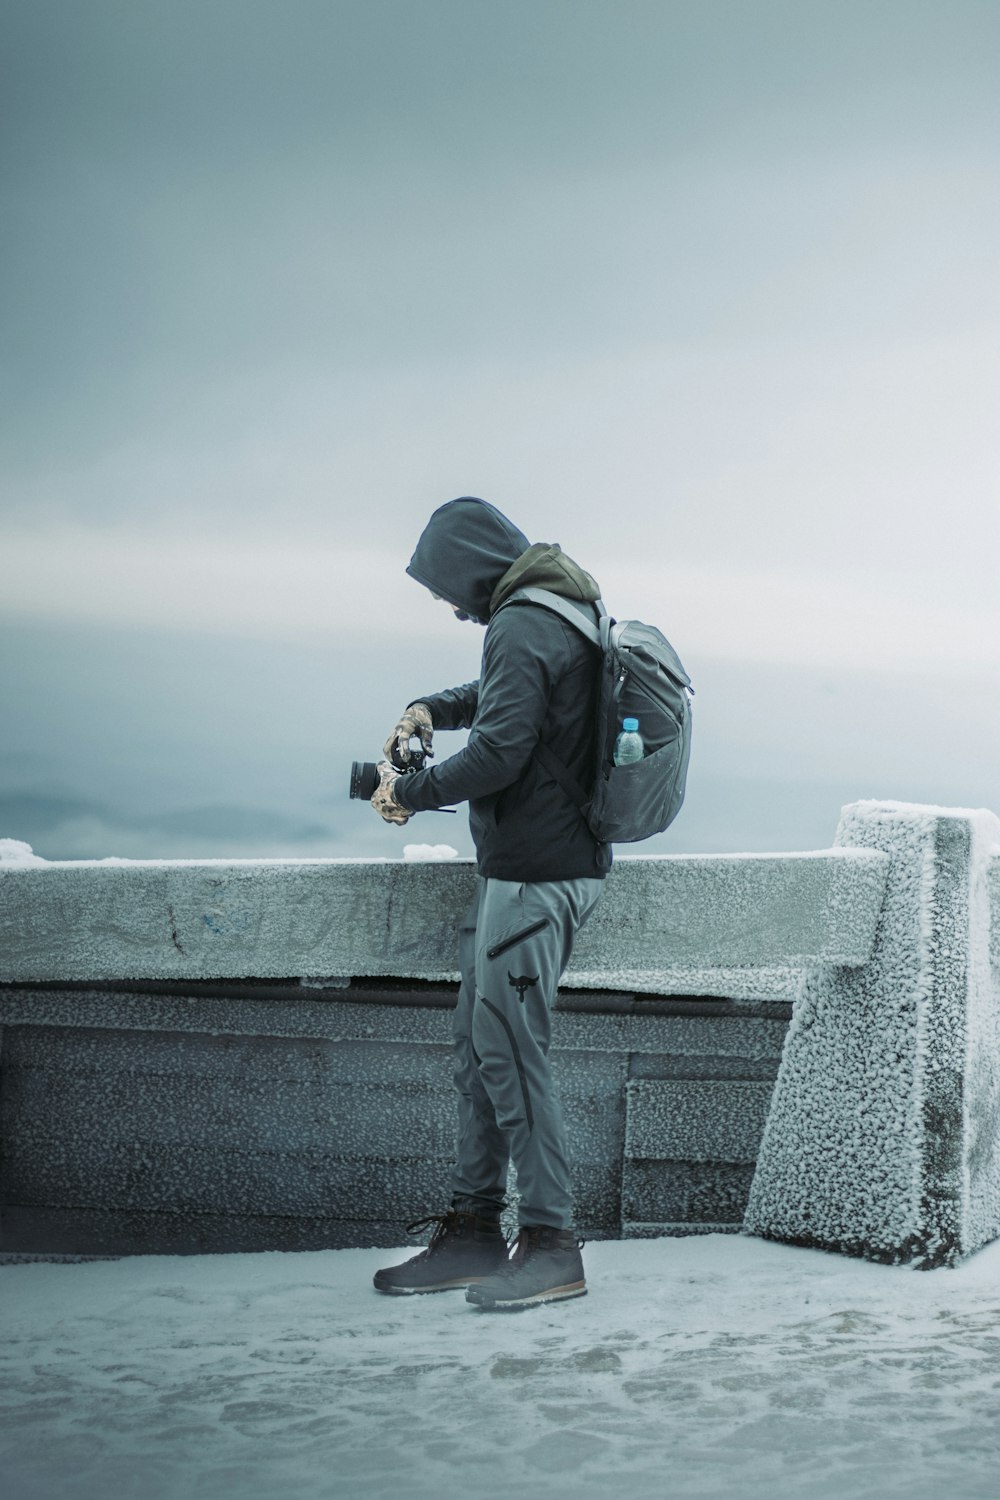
[489,542,602,614]
[406,497,531,624]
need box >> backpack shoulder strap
[497,586,609,817]
[498,585,605,648]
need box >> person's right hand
[383,703,434,765]
[371,762,411,825]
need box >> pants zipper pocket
[486,918,549,960]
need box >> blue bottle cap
[622,717,639,732]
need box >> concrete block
[625,1079,775,1163]
[567,1163,622,1232]
[627,1051,781,1082]
[0,985,459,1045]
[0,1207,412,1255]
[0,860,478,983]
[0,848,889,991]
[622,1160,757,1224]
[1,1136,426,1218]
[2,1026,456,1156]
[745,801,1000,1267]
[5,1069,457,1157]
[577,850,889,978]
[0,987,792,1073]
[552,1009,791,1059]
[0,1016,631,1241]
[551,1049,627,1170]
[316,1158,454,1223]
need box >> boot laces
[404,1210,506,1257]
[404,1211,458,1254]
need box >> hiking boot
[373,1210,509,1295]
[465,1224,586,1310]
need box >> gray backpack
[500,587,694,843]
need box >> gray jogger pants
[450,876,604,1229]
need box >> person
[369,496,610,1310]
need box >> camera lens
[349,761,380,800]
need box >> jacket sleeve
[411,681,479,731]
[396,608,565,812]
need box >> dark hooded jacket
[395,497,611,882]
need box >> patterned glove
[371,761,411,825]
[383,703,434,765]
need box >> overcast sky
[2,1,999,857]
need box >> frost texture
[745,800,1000,1267]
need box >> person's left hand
[371,761,411,825]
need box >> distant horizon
[3,611,996,865]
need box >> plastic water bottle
[614,716,644,766]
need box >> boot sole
[373,1274,497,1296]
[466,1280,587,1310]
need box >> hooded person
[375,496,610,883]
[372,496,609,1309]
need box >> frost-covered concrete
[0,847,889,994]
[746,801,1000,1268]
[0,986,788,1253]
[4,805,999,1263]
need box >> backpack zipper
[486,918,549,959]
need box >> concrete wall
[2,802,998,1263]
[0,983,789,1254]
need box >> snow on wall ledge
[744,801,1000,1269]
[0,845,891,996]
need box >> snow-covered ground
[3,1234,1000,1500]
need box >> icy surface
[3,1235,1000,1500]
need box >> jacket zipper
[486,918,549,960]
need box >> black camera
[349,745,426,802]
